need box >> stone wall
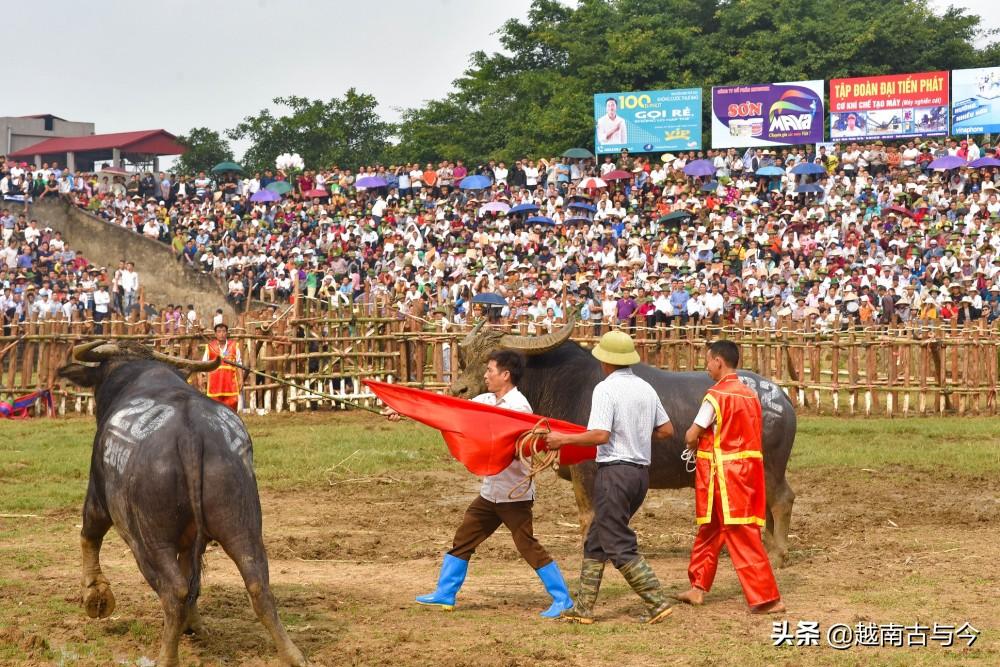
[28,197,234,320]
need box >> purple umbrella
[928,155,968,170]
[250,189,280,202]
[969,157,1000,168]
[683,159,715,177]
[356,176,387,188]
[479,201,511,214]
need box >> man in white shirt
[384,350,573,618]
[596,98,628,145]
[120,262,139,315]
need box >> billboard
[711,80,825,148]
[593,88,702,154]
[952,67,1000,135]
[829,71,949,140]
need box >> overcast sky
[6,0,997,163]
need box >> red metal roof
[9,129,186,157]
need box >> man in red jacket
[675,340,785,614]
[202,323,242,412]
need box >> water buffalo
[58,341,306,667]
[449,320,797,567]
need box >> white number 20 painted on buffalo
[108,398,176,441]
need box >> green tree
[227,90,394,172]
[395,0,999,163]
[174,127,234,175]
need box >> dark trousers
[449,495,552,570]
[584,463,649,568]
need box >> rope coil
[681,447,697,473]
[507,418,560,500]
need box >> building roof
[8,129,186,158]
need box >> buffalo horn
[499,317,576,355]
[149,349,221,372]
[72,340,120,363]
[460,318,487,347]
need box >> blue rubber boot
[536,561,574,619]
[415,554,468,610]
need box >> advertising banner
[593,88,702,154]
[829,71,949,140]
[951,67,1000,135]
[711,80,824,148]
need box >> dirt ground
[2,433,998,666]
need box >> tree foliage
[394,0,999,164]
[174,127,233,175]
[227,90,394,172]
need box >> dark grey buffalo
[58,341,306,667]
[449,320,797,567]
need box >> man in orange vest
[675,340,785,614]
[202,323,242,412]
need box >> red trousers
[688,488,780,607]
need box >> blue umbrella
[795,183,824,193]
[756,166,785,177]
[700,181,719,192]
[471,292,507,306]
[683,159,714,177]
[928,155,968,170]
[356,176,387,188]
[526,215,555,225]
[459,175,492,190]
[564,216,593,224]
[790,162,827,175]
[969,157,1000,168]
[567,202,597,212]
[250,189,280,202]
[509,203,540,214]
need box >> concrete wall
[1,116,95,155]
[28,197,235,322]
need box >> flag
[0,389,54,419]
[364,380,596,476]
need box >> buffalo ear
[58,363,100,388]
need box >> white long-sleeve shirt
[474,388,536,503]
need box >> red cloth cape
[364,380,596,476]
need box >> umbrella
[250,189,280,202]
[526,216,556,225]
[683,159,714,177]
[355,176,387,188]
[211,161,243,174]
[509,203,540,214]
[701,181,720,192]
[604,170,633,181]
[265,180,292,195]
[578,177,607,189]
[303,188,328,198]
[564,216,592,224]
[660,153,676,163]
[567,202,597,212]
[969,157,1000,168]
[562,148,595,159]
[790,162,827,175]
[100,166,130,175]
[756,166,785,177]
[480,201,511,214]
[471,292,507,307]
[794,183,824,193]
[880,205,912,218]
[928,155,968,170]
[659,210,693,225]
[459,175,492,190]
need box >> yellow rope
[507,418,560,500]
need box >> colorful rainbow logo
[768,89,817,121]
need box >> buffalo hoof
[282,645,308,667]
[183,607,205,637]
[82,578,116,619]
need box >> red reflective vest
[204,340,241,399]
[695,373,766,527]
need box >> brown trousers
[448,495,552,570]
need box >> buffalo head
[448,317,576,398]
[58,340,221,388]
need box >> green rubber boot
[619,556,673,625]
[559,558,605,624]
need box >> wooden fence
[2,298,999,418]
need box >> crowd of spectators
[5,135,1000,337]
